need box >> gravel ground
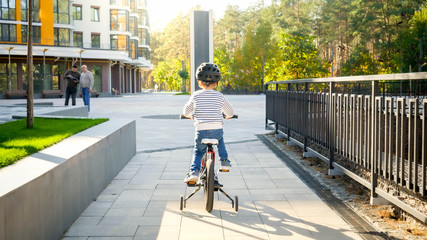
[266,133,427,240]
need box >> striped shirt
[183,90,234,130]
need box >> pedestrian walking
[80,65,94,112]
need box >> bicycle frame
[181,143,237,212]
[201,145,215,178]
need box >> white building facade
[0,0,152,98]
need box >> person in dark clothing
[64,65,81,106]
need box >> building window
[137,9,146,26]
[0,63,17,93]
[138,47,144,58]
[73,32,82,47]
[52,65,60,90]
[20,0,40,22]
[110,0,129,5]
[138,47,149,60]
[54,0,70,24]
[22,63,44,93]
[110,34,129,51]
[21,25,41,43]
[0,0,16,20]
[0,24,16,42]
[91,33,100,48]
[130,0,136,14]
[91,65,102,92]
[54,28,70,46]
[130,17,137,36]
[131,40,137,59]
[91,6,100,22]
[138,28,146,45]
[110,9,128,31]
[72,5,82,20]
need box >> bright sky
[148,0,272,32]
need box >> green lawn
[0,117,108,168]
[174,92,190,95]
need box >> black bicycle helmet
[196,62,221,82]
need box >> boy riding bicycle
[183,62,234,183]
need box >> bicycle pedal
[214,181,223,187]
[187,182,197,187]
[219,169,229,172]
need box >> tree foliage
[151,0,427,92]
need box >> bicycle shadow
[219,201,360,239]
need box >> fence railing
[265,72,427,223]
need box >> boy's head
[196,62,220,89]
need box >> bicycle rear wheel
[204,158,215,212]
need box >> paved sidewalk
[62,140,362,240]
[1,94,365,239]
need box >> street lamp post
[5,47,14,91]
[79,49,85,67]
[41,48,49,90]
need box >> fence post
[275,84,279,134]
[303,82,314,158]
[328,82,336,175]
[265,84,268,128]
[370,80,388,205]
[287,83,291,141]
[371,80,379,201]
[304,82,308,152]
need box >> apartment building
[0,0,152,98]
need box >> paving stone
[64,225,137,237]
[71,217,102,226]
[81,202,113,217]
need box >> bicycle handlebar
[179,114,238,119]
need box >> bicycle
[179,114,238,212]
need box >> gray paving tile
[88,238,133,240]
[133,225,161,240]
[160,171,183,180]
[150,188,183,201]
[97,216,163,226]
[61,237,88,240]
[105,208,145,217]
[64,225,137,237]
[71,217,102,226]
[81,202,113,217]
[110,190,153,209]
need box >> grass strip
[0,117,108,168]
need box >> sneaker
[183,170,199,183]
[219,159,232,172]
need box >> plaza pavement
[1,94,364,239]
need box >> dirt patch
[266,133,427,240]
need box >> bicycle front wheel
[204,158,215,212]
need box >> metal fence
[265,72,427,223]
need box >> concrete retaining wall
[0,119,136,240]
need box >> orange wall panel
[40,0,54,45]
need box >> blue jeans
[190,129,228,172]
[81,87,90,112]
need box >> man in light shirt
[80,65,94,112]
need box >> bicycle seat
[201,139,219,145]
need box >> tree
[214,5,245,54]
[178,61,188,93]
[237,18,273,91]
[274,33,329,80]
[150,12,190,91]
[392,4,427,72]
[26,0,34,128]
